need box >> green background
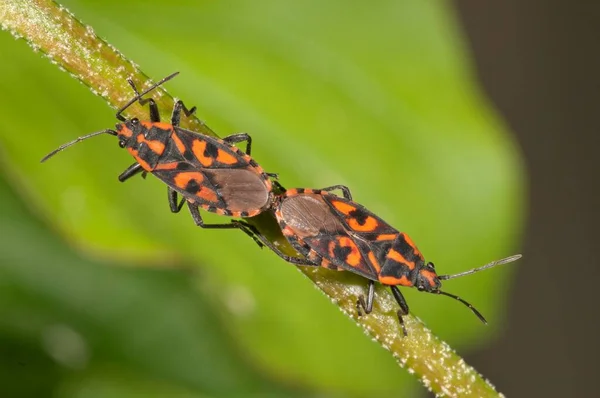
[0,1,524,397]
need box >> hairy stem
[1,1,503,396]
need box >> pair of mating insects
[43,72,521,336]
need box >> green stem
[0,1,503,396]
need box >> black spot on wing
[176,162,194,170]
[183,150,197,163]
[332,244,353,263]
[151,169,219,207]
[349,208,369,225]
[304,235,378,280]
[323,196,399,235]
[203,141,219,158]
[184,179,201,195]
[172,126,210,164]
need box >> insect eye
[118,140,126,148]
[131,118,140,125]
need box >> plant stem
[0,1,503,396]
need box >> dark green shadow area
[0,176,306,398]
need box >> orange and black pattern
[43,73,517,335]
[43,73,275,223]
[274,188,434,288]
[143,126,272,217]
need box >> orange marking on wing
[379,275,412,286]
[348,215,379,232]
[368,251,381,273]
[331,200,356,215]
[402,233,422,256]
[191,140,213,167]
[127,149,152,171]
[376,234,397,241]
[171,132,186,154]
[154,162,179,170]
[216,149,239,165]
[328,241,337,258]
[339,236,361,267]
[387,249,415,270]
[173,172,204,190]
[196,187,218,203]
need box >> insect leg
[126,79,160,122]
[357,280,375,316]
[118,163,144,182]
[142,98,160,123]
[222,133,253,155]
[320,185,353,200]
[167,188,186,212]
[186,202,251,230]
[236,221,316,265]
[116,73,179,121]
[171,100,197,127]
[390,285,409,337]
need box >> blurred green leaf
[0,176,303,397]
[56,367,211,398]
[0,0,524,396]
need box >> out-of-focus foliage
[0,0,523,397]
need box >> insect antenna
[42,72,181,162]
[433,290,487,324]
[40,129,118,162]
[438,254,522,281]
[115,71,179,121]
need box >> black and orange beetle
[42,73,275,240]
[254,184,521,335]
